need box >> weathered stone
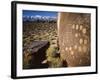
[57,12,91,67]
[28,41,50,69]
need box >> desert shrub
[23,50,32,69]
[46,46,63,68]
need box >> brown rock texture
[57,12,91,67]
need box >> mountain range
[23,15,57,22]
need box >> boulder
[28,41,50,69]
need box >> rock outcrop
[24,41,50,69]
[57,12,91,67]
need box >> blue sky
[23,10,58,17]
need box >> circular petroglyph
[83,45,87,53]
[69,46,72,51]
[72,24,75,29]
[76,24,79,30]
[74,45,77,50]
[70,50,74,55]
[80,25,83,30]
[75,33,78,37]
[84,39,88,44]
[78,46,82,52]
[82,28,86,34]
[65,47,68,51]
[79,38,83,44]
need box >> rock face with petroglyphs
[58,12,91,67]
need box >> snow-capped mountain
[23,15,57,22]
